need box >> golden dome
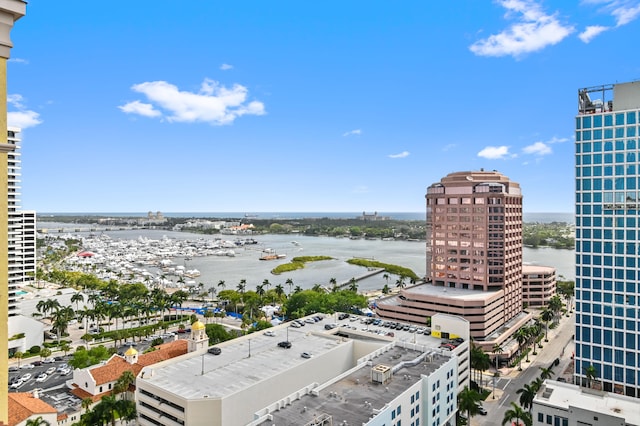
[124,346,138,356]
[192,320,205,331]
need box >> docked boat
[259,253,286,261]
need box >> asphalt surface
[473,311,576,426]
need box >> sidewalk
[479,311,575,406]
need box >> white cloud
[547,136,569,144]
[579,25,610,42]
[582,0,640,26]
[477,146,511,159]
[7,94,42,129]
[8,110,42,129]
[388,151,410,159]
[8,58,28,64]
[118,78,265,125]
[523,141,552,155]
[611,1,640,25]
[342,129,362,137]
[118,100,162,117]
[470,0,574,58]
[220,63,233,70]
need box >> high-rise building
[574,81,640,397]
[7,127,36,318]
[0,3,27,425]
[376,170,533,354]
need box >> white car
[10,379,23,389]
[59,368,72,376]
[20,364,34,369]
[20,373,32,381]
[263,330,276,337]
[42,357,56,364]
[35,373,48,383]
[45,367,56,375]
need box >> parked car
[20,373,32,382]
[59,368,72,376]
[9,366,19,372]
[301,352,312,359]
[35,373,48,383]
[57,363,69,372]
[263,330,276,337]
[31,361,42,367]
[10,379,23,389]
[278,341,292,349]
[45,367,56,375]
[43,357,55,364]
[208,347,221,355]
[478,406,487,415]
[20,364,34,369]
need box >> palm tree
[539,365,554,381]
[502,402,532,426]
[382,273,390,287]
[113,370,136,400]
[13,350,23,367]
[71,292,85,311]
[515,327,528,367]
[516,383,538,412]
[25,416,50,426]
[492,343,503,373]
[208,286,217,301]
[457,386,481,422]
[584,364,598,389]
[285,278,294,295]
[81,397,93,415]
[540,308,553,342]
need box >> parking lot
[9,356,73,393]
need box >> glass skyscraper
[575,81,640,397]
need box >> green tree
[14,350,23,367]
[457,386,482,422]
[502,402,532,426]
[516,383,538,412]
[25,416,50,426]
[584,364,598,389]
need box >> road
[473,312,575,426]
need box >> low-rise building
[8,391,57,426]
[532,379,640,426]
[135,313,469,426]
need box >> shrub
[28,345,41,354]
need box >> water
[40,228,575,293]
[40,211,573,222]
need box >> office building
[522,265,557,308]
[0,3,27,425]
[377,171,533,352]
[135,313,469,426]
[574,81,640,397]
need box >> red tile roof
[8,393,57,426]
[88,339,188,386]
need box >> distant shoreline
[37,211,574,223]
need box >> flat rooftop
[262,345,452,426]
[535,380,640,424]
[139,314,460,400]
[380,283,502,303]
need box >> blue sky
[8,1,640,214]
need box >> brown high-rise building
[426,170,523,324]
[376,170,533,349]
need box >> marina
[39,224,575,296]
